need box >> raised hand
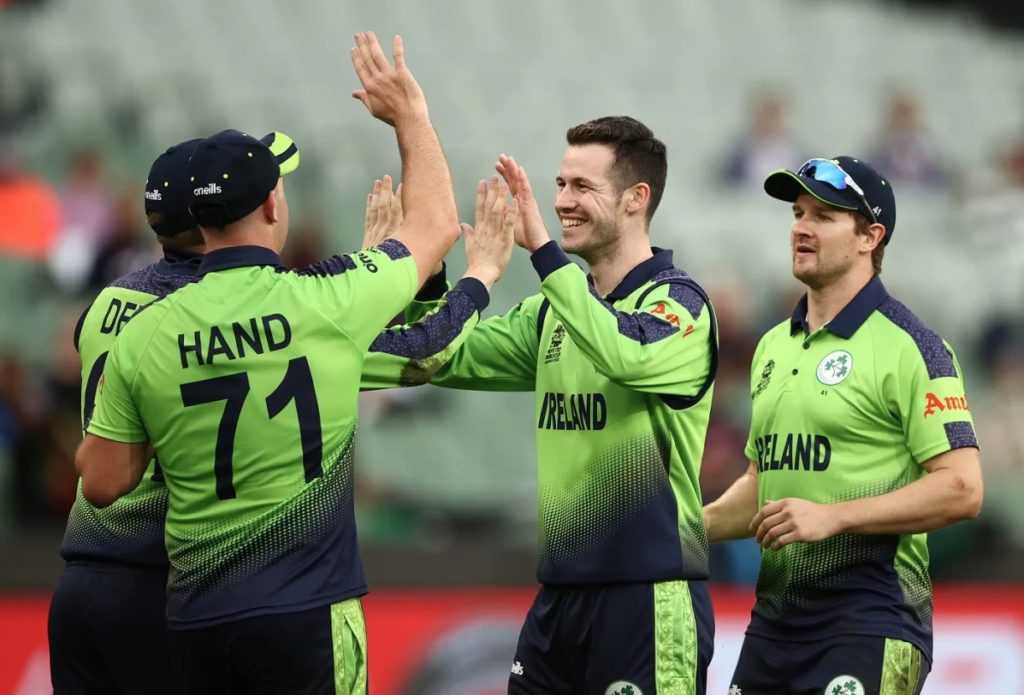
[362,175,403,249]
[350,32,428,127]
[463,176,517,289]
[496,154,551,253]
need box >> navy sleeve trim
[368,290,479,359]
[453,277,489,313]
[415,262,447,301]
[295,255,357,277]
[531,241,571,280]
[377,239,411,260]
[944,421,979,450]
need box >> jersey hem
[166,585,368,630]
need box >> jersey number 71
[180,356,323,500]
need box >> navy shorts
[730,633,929,695]
[508,580,714,695]
[167,597,367,695]
[48,561,176,695]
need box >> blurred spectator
[0,353,48,525]
[972,316,1024,545]
[720,91,804,190]
[49,149,115,293]
[0,142,61,260]
[37,307,83,520]
[866,90,949,188]
[84,187,156,292]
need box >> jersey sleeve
[531,242,713,397]
[359,278,489,389]
[428,293,543,392]
[86,338,148,443]
[297,240,419,350]
[405,264,450,325]
[885,334,979,465]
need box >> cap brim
[261,131,300,177]
[763,169,858,211]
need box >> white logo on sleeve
[728,686,743,695]
[604,681,642,695]
[824,675,864,694]
[816,350,853,386]
[510,660,524,676]
[144,189,162,201]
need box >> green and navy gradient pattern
[89,244,423,626]
[61,251,199,568]
[745,277,975,660]
[433,244,716,585]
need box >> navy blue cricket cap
[144,138,203,236]
[186,129,300,228]
[764,156,897,244]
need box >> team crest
[605,681,642,695]
[824,675,864,695]
[816,350,852,386]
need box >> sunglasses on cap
[797,158,878,225]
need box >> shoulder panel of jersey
[532,265,714,586]
[61,258,197,568]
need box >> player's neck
[586,236,653,298]
[805,266,875,333]
[201,222,279,255]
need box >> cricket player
[431,116,719,694]
[703,156,983,695]
[73,33,513,694]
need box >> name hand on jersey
[178,314,292,369]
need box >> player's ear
[262,186,279,225]
[623,182,650,216]
[861,222,885,253]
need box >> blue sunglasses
[797,158,877,225]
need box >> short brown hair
[566,116,667,224]
[854,214,885,275]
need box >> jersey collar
[158,248,204,275]
[601,247,675,301]
[198,245,283,276]
[790,274,890,338]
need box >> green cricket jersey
[62,250,201,568]
[432,242,718,584]
[744,275,978,661]
[87,242,488,627]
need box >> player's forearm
[831,466,982,536]
[391,115,460,284]
[76,435,149,508]
[703,466,759,543]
